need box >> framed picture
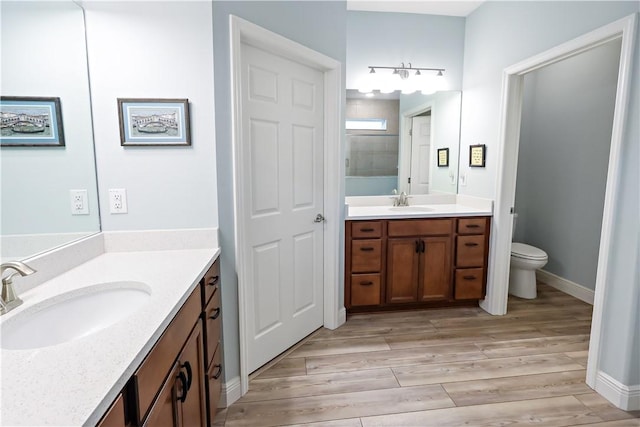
[0,96,65,147]
[118,98,191,146]
[469,144,486,167]
[437,148,449,167]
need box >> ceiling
[346,0,484,17]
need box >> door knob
[314,214,326,223]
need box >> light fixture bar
[368,65,445,74]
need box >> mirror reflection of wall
[346,9,465,196]
[0,1,100,261]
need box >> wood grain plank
[477,334,590,358]
[224,385,454,427]
[287,337,390,358]
[280,419,363,427]
[392,353,585,386]
[240,368,399,402]
[360,395,603,427]
[577,420,640,426]
[310,322,437,341]
[385,327,545,349]
[253,357,307,379]
[305,343,486,374]
[575,392,640,421]
[565,350,589,367]
[442,370,591,406]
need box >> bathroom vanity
[345,196,492,312]
[0,236,222,427]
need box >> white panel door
[410,115,432,194]
[241,43,324,373]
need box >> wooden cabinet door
[178,322,207,427]
[142,363,181,427]
[386,238,420,303]
[418,236,452,301]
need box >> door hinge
[408,177,411,184]
[409,129,413,136]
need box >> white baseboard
[219,376,242,408]
[537,269,595,305]
[595,371,640,411]
[338,307,347,327]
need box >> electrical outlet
[109,188,128,214]
[459,173,467,187]
[70,190,89,215]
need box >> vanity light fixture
[362,63,445,95]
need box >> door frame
[484,13,637,391]
[229,16,343,395]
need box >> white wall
[515,39,621,291]
[461,0,639,389]
[1,2,99,244]
[83,1,218,232]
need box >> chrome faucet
[1,261,36,315]
[391,190,411,207]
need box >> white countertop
[0,247,220,426]
[346,203,492,220]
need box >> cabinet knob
[465,224,480,229]
[360,227,375,232]
[209,307,221,320]
[360,247,374,252]
[207,275,220,286]
[212,364,223,380]
[360,281,374,286]
[465,242,479,247]
[181,361,193,391]
[463,275,477,280]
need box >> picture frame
[469,144,486,167]
[437,148,449,167]
[117,98,191,146]
[0,96,65,147]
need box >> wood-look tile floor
[215,284,640,427]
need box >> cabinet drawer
[97,393,125,427]
[134,287,201,424]
[457,218,487,234]
[388,219,453,237]
[350,273,381,306]
[456,235,486,267]
[204,287,222,367]
[454,268,485,299]
[201,258,221,306]
[351,239,382,273]
[351,221,382,238]
[206,346,223,424]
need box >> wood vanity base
[345,217,490,313]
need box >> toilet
[509,242,548,299]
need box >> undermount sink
[389,206,434,212]
[1,282,151,350]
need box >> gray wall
[462,0,639,388]
[346,11,465,91]
[212,1,347,383]
[514,39,621,291]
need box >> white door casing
[230,16,343,397]
[486,13,637,395]
[241,43,325,372]
[409,115,432,194]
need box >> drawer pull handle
[463,275,477,280]
[465,242,479,247]
[465,224,480,228]
[360,281,374,286]
[360,227,375,232]
[360,247,374,252]
[182,361,193,391]
[208,275,220,286]
[176,371,188,403]
[212,364,223,380]
[209,307,221,320]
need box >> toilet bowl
[509,242,548,299]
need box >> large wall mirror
[345,9,465,197]
[346,89,461,196]
[1,1,100,261]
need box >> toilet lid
[511,242,548,260]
